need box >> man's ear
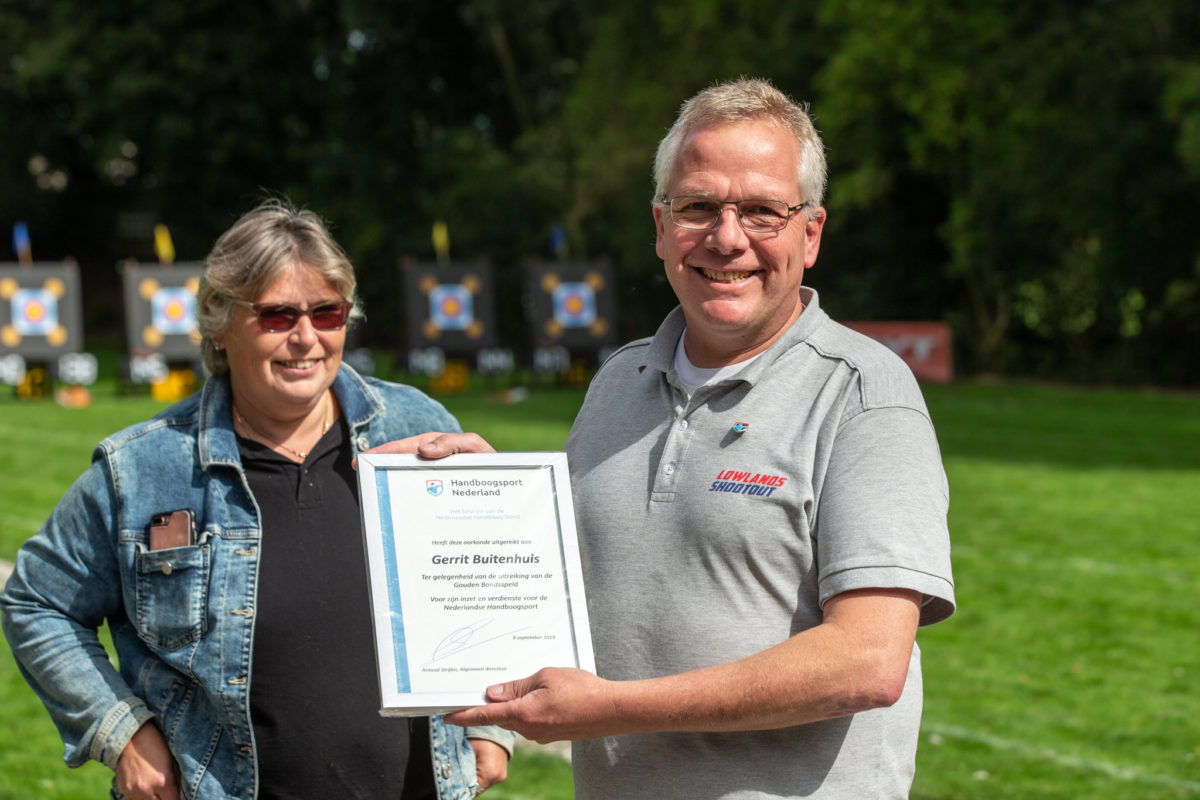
[653,204,667,260]
[803,207,826,269]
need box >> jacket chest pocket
[135,545,211,651]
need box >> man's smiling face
[653,119,825,367]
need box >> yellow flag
[154,224,175,264]
[432,220,450,264]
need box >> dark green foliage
[2,1,1199,384]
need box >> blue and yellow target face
[151,287,197,335]
[552,282,596,328]
[0,265,80,356]
[120,262,203,360]
[12,288,59,336]
[404,262,494,350]
[527,263,615,349]
[429,284,474,331]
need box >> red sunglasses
[231,299,353,332]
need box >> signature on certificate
[424,617,530,667]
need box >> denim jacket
[1,365,513,799]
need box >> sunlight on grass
[912,382,1200,799]
[2,380,1197,799]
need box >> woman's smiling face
[217,262,346,419]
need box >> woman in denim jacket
[1,201,512,799]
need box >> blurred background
[3,0,1200,389]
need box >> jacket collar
[196,363,381,469]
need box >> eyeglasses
[231,299,353,332]
[663,195,811,233]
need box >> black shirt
[239,419,435,799]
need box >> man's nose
[707,206,748,252]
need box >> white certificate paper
[356,452,595,716]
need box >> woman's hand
[115,722,180,800]
[360,432,496,460]
[469,738,510,794]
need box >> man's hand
[360,432,495,461]
[115,721,180,800]
[469,738,509,794]
[446,668,619,744]
[445,589,922,742]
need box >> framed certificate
[356,451,595,715]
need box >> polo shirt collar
[643,286,828,389]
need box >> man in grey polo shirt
[443,77,955,798]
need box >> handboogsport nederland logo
[425,479,444,497]
[709,469,787,497]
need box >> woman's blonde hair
[196,199,362,374]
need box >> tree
[4,0,1199,383]
[814,0,1200,381]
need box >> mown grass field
[1,378,1197,799]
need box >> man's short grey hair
[653,78,827,217]
[196,199,362,374]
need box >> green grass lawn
[1,378,1197,799]
[913,383,1200,800]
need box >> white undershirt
[672,328,761,396]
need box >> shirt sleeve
[814,404,955,626]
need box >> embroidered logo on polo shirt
[709,469,787,497]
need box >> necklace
[233,396,332,461]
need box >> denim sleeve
[464,725,516,756]
[0,457,155,769]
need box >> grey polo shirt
[565,287,954,799]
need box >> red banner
[842,321,953,383]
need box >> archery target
[552,282,596,328]
[12,289,58,336]
[430,284,474,331]
[151,287,197,335]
